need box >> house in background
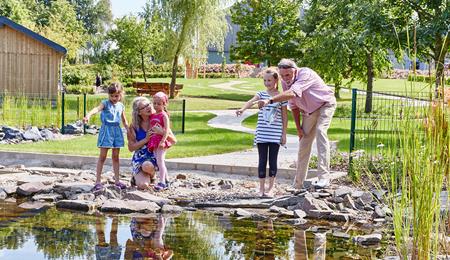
[207,15,239,64]
[0,16,66,97]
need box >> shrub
[65,85,95,94]
[124,87,137,95]
[63,64,97,85]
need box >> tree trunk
[334,80,341,99]
[140,50,147,82]
[169,54,179,99]
[434,32,450,98]
[365,51,374,113]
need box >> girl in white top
[236,69,288,197]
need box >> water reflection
[125,215,173,259]
[0,200,384,259]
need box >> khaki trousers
[294,103,336,189]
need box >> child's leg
[257,143,269,196]
[111,148,120,183]
[267,143,280,193]
[96,148,109,184]
[155,148,167,184]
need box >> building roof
[0,16,67,55]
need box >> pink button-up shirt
[281,68,336,115]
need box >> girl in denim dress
[83,83,129,191]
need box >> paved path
[168,109,322,170]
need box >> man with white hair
[258,59,336,189]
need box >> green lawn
[0,113,254,158]
[242,113,352,152]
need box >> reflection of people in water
[95,216,122,260]
[253,219,275,260]
[125,215,173,260]
[293,230,327,259]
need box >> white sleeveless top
[254,91,287,144]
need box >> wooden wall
[0,25,63,97]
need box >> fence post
[349,88,357,174]
[61,92,65,134]
[83,93,87,134]
[182,99,186,133]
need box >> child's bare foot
[265,189,274,198]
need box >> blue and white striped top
[254,91,287,144]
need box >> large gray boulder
[100,199,160,213]
[17,182,52,196]
[56,200,96,212]
[125,190,170,206]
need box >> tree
[152,0,228,98]
[389,0,450,96]
[301,0,395,112]
[38,0,86,62]
[68,0,113,35]
[109,15,162,81]
[230,0,303,67]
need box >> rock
[307,210,333,219]
[0,164,5,169]
[16,175,58,185]
[56,200,96,212]
[334,187,352,197]
[333,231,351,239]
[18,201,51,210]
[32,193,63,202]
[161,204,184,213]
[53,182,93,194]
[195,199,272,209]
[294,209,307,219]
[0,189,6,200]
[351,190,364,198]
[343,194,357,210]
[40,129,56,140]
[234,209,253,217]
[100,199,160,213]
[360,192,374,204]
[68,193,95,201]
[2,126,23,140]
[295,193,332,213]
[218,180,233,189]
[373,205,386,218]
[318,192,331,198]
[17,182,51,196]
[272,196,304,208]
[327,197,344,203]
[327,212,352,222]
[193,182,206,188]
[0,132,4,140]
[23,126,43,141]
[63,123,83,135]
[373,218,385,223]
[220,184,233,190]
[278,208,295,218]
[284,218,308,225]
[269,205,284,213]
[353,233,382,245]
[104,187,122,199]
[176,174,187,180]
[125,190,170,206]
[383,256,400,260]
[382,206,392,216]
[372,189,386,201]
[337,203,345,211]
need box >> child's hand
[82,116,89,124]
[158,142,165,149]
[236,109,244,117]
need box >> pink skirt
[147,135,172,151]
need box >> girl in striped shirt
[236,69,287,197]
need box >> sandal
[153,182,168,192]
[115,182,127,190]
[93,183,103,191]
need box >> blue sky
[110,0,147,18]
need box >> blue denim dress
[97,100,124,148]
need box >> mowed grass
[242,113,352,152]
[0,113,254,158]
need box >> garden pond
[0,200,388,259]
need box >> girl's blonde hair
[108,82,124,101]
[264,68,279,89]
[131,97,151,131]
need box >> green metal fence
[349,88,436,169]
[0,92,186,134]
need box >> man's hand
[257,99,269,109]
[297,128,304,140]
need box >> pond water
[0,200,385,259]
